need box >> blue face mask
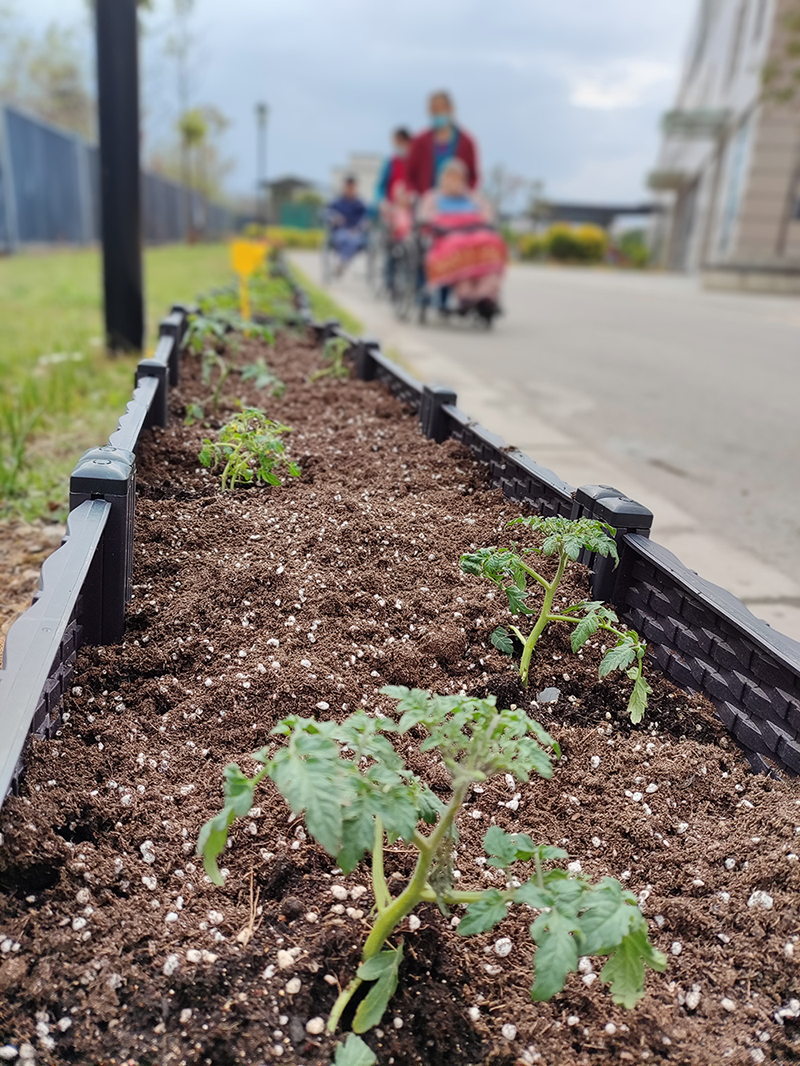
[431,114,452,131]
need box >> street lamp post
[256,102,269,225]
[95,0,144,351]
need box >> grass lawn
[0,243,236,521]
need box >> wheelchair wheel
[390,244,416,321]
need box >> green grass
[288,262,364,336]
[0,243,235,521]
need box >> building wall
[649,0,800,277]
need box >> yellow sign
[230,240,267,320]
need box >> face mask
[431,114,452,130]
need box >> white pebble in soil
[501,1023,517,1041]
[408,915,421,931]
[305,1018,325,1035]
[285,978,301,995]
[604,1023,617,1036]
[747,890,773,911]
[494,937,513,957]
[0,1048,17,1061]
[468,1007,480,1022]
[330,885,348,901]
[720,997,737,1013]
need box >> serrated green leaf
[353,945,403,1033]
[530,908,580,1001]
[505,584,532,616]
[571,609,600,652]
[598,641,637,678]
[457,890,508,936]
[333,1034,377,1066]
[490,626,515,655]
[484,826,538,868]
[514,880,553,909]
[628,674,652,724]
[578,880,638,956]
[600,924,657,1008]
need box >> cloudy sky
[14,0,698,202]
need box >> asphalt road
[303,256,800,583]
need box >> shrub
[615,229,651,269]
[546,223,609,263]
[517,232,547,261]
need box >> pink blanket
[425,213,508,289]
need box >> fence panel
[0,104,233,248]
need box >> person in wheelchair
[418,158,507,321]
[325,176,369,276]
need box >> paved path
[292,252,800,640]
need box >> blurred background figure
[419,157,506,320]
[376,127,411,211]
[407,90,479,196]
[325,175,369,275]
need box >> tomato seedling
[461,515,652,722]
[240,358,286,397]
[309,336,351,383]
[199,688,665,1043]
[198,407,300,491]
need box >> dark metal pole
[95,0,144,352]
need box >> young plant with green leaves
[198,407,300,491]
[309,336,351,383]
[460,515,652,722]
[240,358,286,397]
[199,687,665,1058]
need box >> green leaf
[484,826,538,868]
[457,890,508,936]
[571,609,600,652]
[353,945,403,1033]
[598,641,637,678]
[628,673,652,724]
[600,923,664,1009]
[513,880,553,909]
[197,807,235,886]
[530,908,580,1001]
[490,626,515,655]
[333,1034,377,1066]
[578,880,638,956]
[505,584,532,616]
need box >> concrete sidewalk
[292,251,800,641]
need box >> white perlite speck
[330,885,348,900]
[408,915,421,931]
[306,1018,325,1035]
[671,941,682,956]
[163,954,180,977]
[285,978,301,994]
[501,1023,517,1041]
[179,1009,192,1025]
[494,938,513,957]
[685,989,701,1010]
[605,1023,617,1035]
[0,1049,18,1062]
[721,997,737,1012]
[747,890,773,910]
[468,1007,480,1022]
[140,840,156,864]
[567,861,582,874]
[208,910,224,925]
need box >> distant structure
[330,153,383,202]
[649,0,800,291]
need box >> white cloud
[570,60,677,109]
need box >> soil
[0,327,798,1066]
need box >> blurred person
[325,176,369,274]
[407,90,479,196]
[376,127,412,208]
[418,157,506,319]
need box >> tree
[483,164,529,218]
[0,15,94,139]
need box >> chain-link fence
[0,103,235,250]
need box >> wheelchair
[388,220,502,328]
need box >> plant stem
[372,817,392,912]
[327,780,471,1033]
[519,551,567,685]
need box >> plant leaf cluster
[240,358,286,397]
[198,407,300,491]
[199,688,664,1040]
[309,336,351,383]
[461,515,651,722]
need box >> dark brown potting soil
[0,326,798,1066]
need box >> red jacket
[406,126,479,194]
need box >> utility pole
[95,0,144,351]
[256,102,269,224]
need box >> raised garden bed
[1,291,799,1066]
